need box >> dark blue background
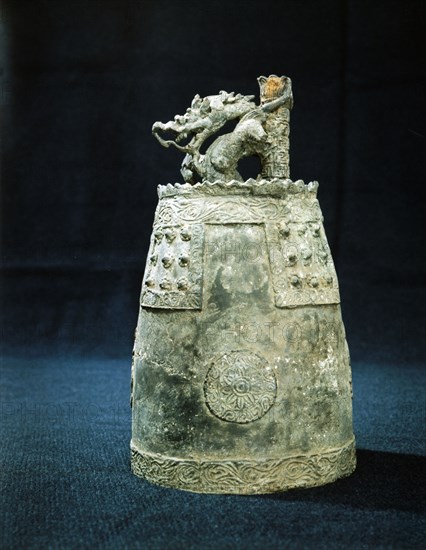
[1,1,425,548]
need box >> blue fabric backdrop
[1,0,425,547]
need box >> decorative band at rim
[130,438,356,494]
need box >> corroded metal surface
[131,439,356,494]
[152,75,292,184]
[131,76,356,494]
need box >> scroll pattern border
[131,438,356,494]
[154,197,321,226]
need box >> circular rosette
[203,351,277,423]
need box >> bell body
[131,179,356,494]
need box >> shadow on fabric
[259,449,425,514]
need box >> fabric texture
[1,358,424,549]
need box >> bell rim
[130,437,356,495]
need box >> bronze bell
[131,75,356,494]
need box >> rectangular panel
[141,224,204,310]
